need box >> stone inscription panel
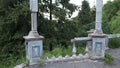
[94,42,102,56]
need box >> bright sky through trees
[70,0,112,7]
[70,0,113,17]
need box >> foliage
[0,0,78,66]
[38,0,78,51]
[1,0,120,67]
[0,0,30,67]
[0,57,27,68]
[78,0,92,25]
[109,11,120,33]
[52,47,63,57]
[103,0,120,48]
[39,59,45,67]
[77,47,86,55]
[103,0,120,22]
[107,10,120,49]
[109,38,120,48]
[105,53,114,64]
[41,45,85,59]
[102,21,111,34]
[62,45,73,56]
[102,0,120,34]
[74,0,95,37]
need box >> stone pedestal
[24,31,44,65]
[90,33,106,59]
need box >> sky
[70,0,113,17]
[70,0,110,7]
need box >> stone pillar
[31,13,37,31]
[23,0,44,65]
[89,0,107,59]
[94,0,103,34]
[28,12,39,37]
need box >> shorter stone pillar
[90,33,106,59]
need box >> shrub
[105,53,114,64]
[109,38,120,48]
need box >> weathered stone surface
[23,0,44,65]
[23,48,120,68]
[43,60,104,68]
[23,60,105,68]
[95,0,103,32]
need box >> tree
[38,0,78,50]
[102,0,120,33]
[0,0,30,66]
[74,0,95,37]
[78,0,92,25]
[0,0,78,66]
[109,11,120,34]
[103,0,120,22]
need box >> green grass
[41,45,85,59]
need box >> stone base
[89,33,107,59]
[23,30,44,65]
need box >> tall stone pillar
[23,0,44,65]
[94,0,103,34]
[90,0,106,59]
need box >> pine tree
[78,0,92,25]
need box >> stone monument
[23,0,44,65]
[90,0,106,59]
[71,0,107,59]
